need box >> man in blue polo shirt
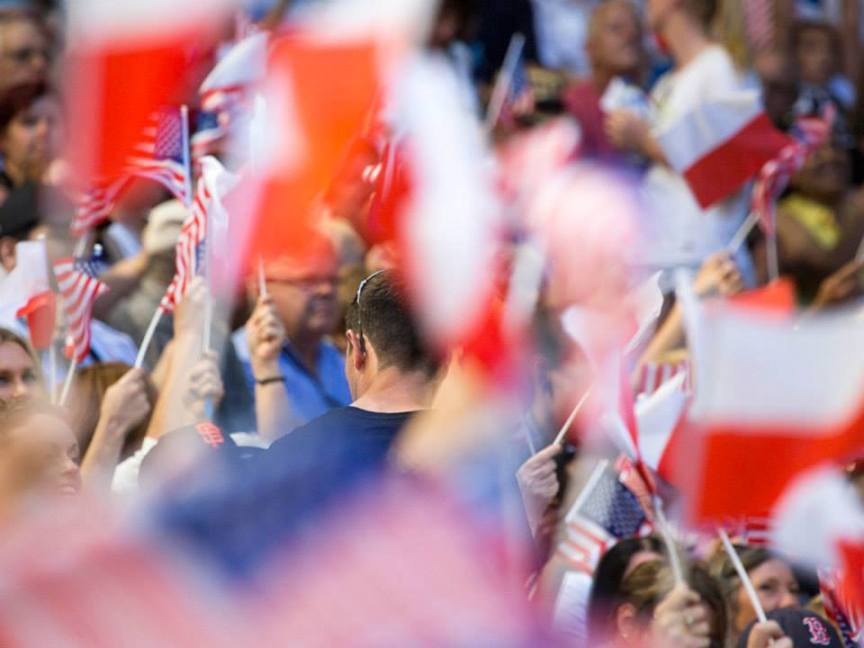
[233,239,351,441]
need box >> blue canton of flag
[559,460,648,575]
[127,107,191,205]
[577,468,646,538]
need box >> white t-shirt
[640,45,752,278]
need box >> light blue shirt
[233,327,351,427]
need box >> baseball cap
[738,608,842,648]
[142,199,187,255]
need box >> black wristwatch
[255,375,286,386]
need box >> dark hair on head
[345,270,441,377]
[588,536,665,641]
[791,20,843,73]
[0,81,52,133]
[683,0,717,29]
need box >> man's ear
[345,329,366,371]
[0,237,17,273]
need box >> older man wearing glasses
[235,239,351,441]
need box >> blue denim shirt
[233,327,351,429]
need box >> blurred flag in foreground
[64,0,233,185]
[246,34,380,268]
[672,303,864,522]
[658,91,792,209]
[388,55,505,373]
[71,106,192,236]
[199,32,266,114]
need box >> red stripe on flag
[676,410,864,522]
[683,112,793,209]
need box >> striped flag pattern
[820,570,863,648]
[634,361,691,400]
[159,172,212,313]
[744,0,774,54]
[127,107,191,205]
[52,258,109,363]
[70,106,191,238]
[752,108,833,236]
[557,461,650,574]
[70,180,126,237]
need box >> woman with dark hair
[0,80,60,199]
[708,544,801,643]
[587,536,665,643]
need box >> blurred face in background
[588,1,643,78]
[0,340,41,402]
[791,143,851,205]
[1,92,61,183]
[734,559,799,632]
[0,17,49,92]
[264,253,340,341]
[1,412,81,499]
[797,25,837,87]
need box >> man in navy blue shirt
[158,270,445,576]
[265,268,444,496]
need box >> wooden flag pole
[135,307,163,369]
[57,357,78,407]
[553,387,592,446]
[258,257,268,298]
[485,32,526,132]
[726,211,759,254]
[653,496,686,585]
[718,527,768,623]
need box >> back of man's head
[346,270,440,377]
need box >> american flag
[635,361,692,400]
[70,180,126,237]
[820,569,863,648]
[127,106,191,205]
[558,460,649,574]
[70,106,191,238]
[191,110,225,170]
[752,108,833,235]
[721,514,773,547]
[52,258,109,363]
[159,166,212,313]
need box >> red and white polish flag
[658,91,793,209]
[671,302,864,523]
[0,241,52,330]
[63,0,234,186]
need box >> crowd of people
[0,0,862,645]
